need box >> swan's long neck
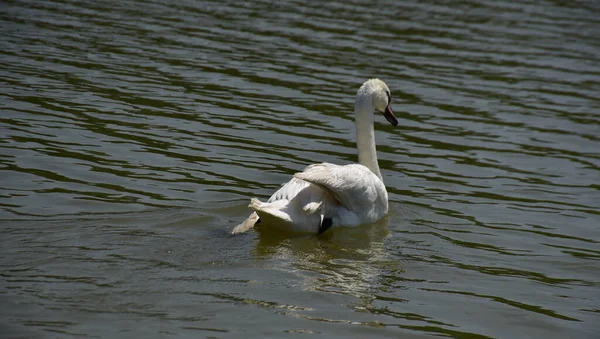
[355,97,382,180]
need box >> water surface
[1,0,599,338]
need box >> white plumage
[232,79,398,234]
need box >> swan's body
[232,79,397,234]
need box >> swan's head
[356,78,398,126]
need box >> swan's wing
[267,177,311,202]
[293,163,381,212]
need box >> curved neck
[355,98,382,180]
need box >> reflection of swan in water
[233,79,398,234]
[254,219,402,303]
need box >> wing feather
[267,177,310,202]
[294,163,382,213]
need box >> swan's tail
[232,197,325,234]
[231,211,260,234]
[248,198,293,225]
[231,198,294,234]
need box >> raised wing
[267,177,311,203]
[293,163,385,214]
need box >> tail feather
[248,197,293,225]
[248,197,264,210]
[234,194,325,234]
[231,212,259,234]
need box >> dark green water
[1,0,599,338]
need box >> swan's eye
[386,91,391,105]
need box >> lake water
[1,0,599,338]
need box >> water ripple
[1,0,599,337]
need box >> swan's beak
[383,105,398,126]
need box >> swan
[232,78,398,234]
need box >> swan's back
[295,163,388,219]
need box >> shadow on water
[253,218,391,260]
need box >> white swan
[232,78,398,234]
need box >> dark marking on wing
[318,217,333,234]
